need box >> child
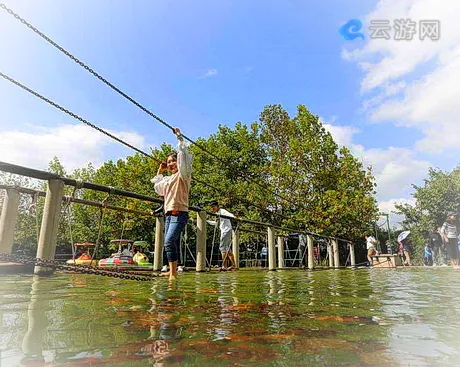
[424,243,433,266]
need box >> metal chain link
[0,2,308,214]
[21,253,154,276]
[4,253,156,281]
[0,71,152,159]
[0,70,277,221]
[0,3,355,242]
[0,252,156,282]
[0,3,175,133]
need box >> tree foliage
[395,165,460,263]
[1,104,379,256]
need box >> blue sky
[1,0,459,226]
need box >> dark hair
[167,152,178,161]
[210,200,219,207]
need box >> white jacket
[207,208,235,236]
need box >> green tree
[396,165,460,264]
[258,104,378,238]
[2,104,380,258]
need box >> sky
[0,0,459,228]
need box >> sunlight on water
[1,269,460,366]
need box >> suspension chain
[0,252,156,282]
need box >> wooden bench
[372,254,403,268]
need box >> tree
[396,165,460,264]
[2,104,380,258]
[258,104,378,238]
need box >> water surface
[1,268,459,366]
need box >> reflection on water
[0,269,460,366]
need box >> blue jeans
[164,212,188,262]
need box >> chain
[0,3,317,218]
[0,3,175,134]
[0,69,286,224]
[0,253,156,282]
[0,71,151,158]
[0,3,356,242]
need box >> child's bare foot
[169,274,177,281]
[159,271,170,277]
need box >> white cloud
[342,0,460,154]
[201,69,218,78]
[378,197,417,229]
[352,145,430,200]
[322,119,430,202]
[0,124,147,172]
[323,123,359,147]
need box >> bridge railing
[0,160,355,273]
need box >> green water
[1,269,460,366]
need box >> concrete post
[267,226,276,271]
[22,276,48,364]
[153,216,164,271]
[307,235,314,270]
[35,180,64,274]
[350,242,356,267]
[328,241,333,268]
[196,211,206,272]
[277,235,284,269]
[0,188,20,254]
[333,239,340,268]
[232,228,240,269]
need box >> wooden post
[350,242,356,267]
[277,235,284,269]
[333,239,340,268]
[267,226,276,271]
[328,241,333,268]
[196,210,206,272]
[232,228,240,269]
[0,188,20,254]
[35,180,64,274]
[153,216,164,271]
[307,235,314,270]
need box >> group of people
[367,230,415,266]
[151,128,237,281]
[152,128,459,278]
[424,211,459,267]
[366,211,458,267]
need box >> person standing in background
[207,201,237,270]
[441,212,458,267]
[366,234,378,266]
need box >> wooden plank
[372,254,403,268]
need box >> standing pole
[35,180,64,274]
[277,235,284,269]
[267,226,276,271]
[0,188,20,254]
[307,235,314,270]
[153,216,164,271]
[328,241,333,268]
[232,228,240,269]
[332,239,340,269]
[385,213,391,242]
[350,242,356,267]
[196,211,207,272]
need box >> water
[1,268,460,366]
